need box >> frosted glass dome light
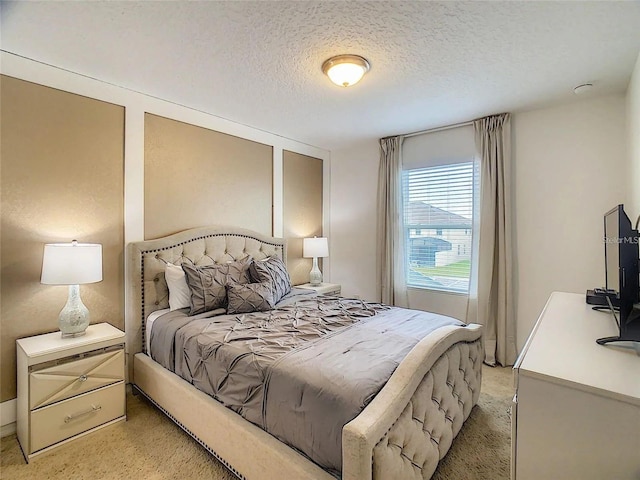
[322,55,370,87]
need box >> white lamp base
[59,284,90,338]
[309,257,323,286]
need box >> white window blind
[403,162,475,293]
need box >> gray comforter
[149,294,464,474]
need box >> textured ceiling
[2,1,640,150]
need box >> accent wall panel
[0,75,125,402]
[283,151,323,286]
[144,114,273,239]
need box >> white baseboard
[1,422,16,437]
[1,398,17,438]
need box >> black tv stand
[596,335,640,346]
[596,303,640,345]
[592,305,619,312]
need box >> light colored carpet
[1,366,512,480]
[431,365,513,480]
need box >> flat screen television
[598,204,640,345]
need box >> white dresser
[16,323,126,461]
[512,292,640,479]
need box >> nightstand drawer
[30,381,125,453]
[30,349,124,409]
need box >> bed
[125,226,483,480]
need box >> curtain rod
[402,120,474,139]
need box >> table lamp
[41,240,103,337]
[303,237,329,286]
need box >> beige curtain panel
[377,136,408,307]
[467,113,517,366]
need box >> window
[403,162,476,293]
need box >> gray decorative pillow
[226,282,276,314]
[182,256,252,315]
[249,256,292,303]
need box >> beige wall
[144,114,273,239]
[283,151,323,285]
[512,95,626,350]
[329,141,379,301]
[0,57,329,414]
[330,95,627,354]
[0,75,125,402]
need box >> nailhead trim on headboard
[137,232,284,353]
[140,259,146,352]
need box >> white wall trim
[273,147,284,237]
[1,51,329,161]
[323,153,332,281]
[1,49,332,286]
[1,51,331,235]
[1,398,17,438]
[124,107,145,244]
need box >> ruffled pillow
[182,256,252,315]
[249,256,291,304]
[226,282,276,314]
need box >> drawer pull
[78,375,88,382]
[64,404,101,423]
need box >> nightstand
[16,323,126,462]
[296,282,341,295]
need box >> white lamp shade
[303,237,329,258]
[41,242,103,285]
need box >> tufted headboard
[125,226,286,369]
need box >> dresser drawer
[30,382,125,453]
[30,349,124,409]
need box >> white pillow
[165,263,191,311]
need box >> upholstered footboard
[342,323,483,480]
[127,227,483,480]
[134,323,482,480]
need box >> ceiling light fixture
[322,54,370,87]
